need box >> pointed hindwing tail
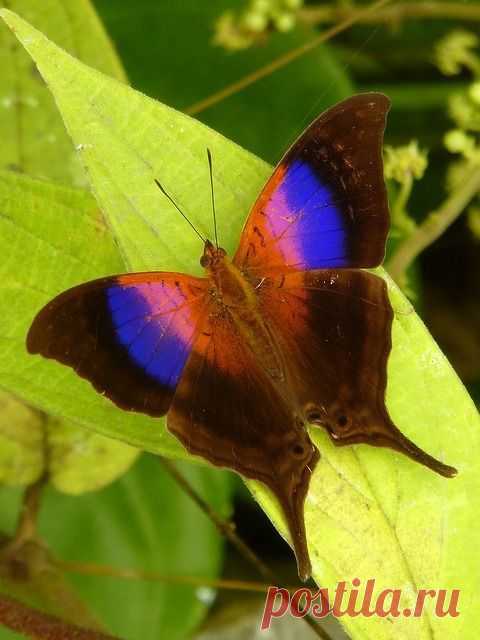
[167,311,319,580]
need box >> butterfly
[26,93,457,582]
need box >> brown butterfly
[27,94,457,581]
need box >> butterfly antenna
[154,179,206,243]
[207,148,219,249]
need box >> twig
[2,476,46,556]
[16,478,45,541]
[391,175,416,234]
[158,459,333,640]
[300,1,480,26]
[57,560,337,639]
[387,164,480,283]
[0,594,120,640]
[58,561,334,640]
[185,0,392,116]
[56,560,299,594]
[158,457,274,581]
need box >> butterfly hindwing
[27,273,208,416]
[234,93,391,273]
[257,269,457,477]
[167,310,320,581]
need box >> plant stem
[3,476,46,556]
[391,175,416,234]
[158,458,333,640]
[387,164,480,284]
[185,0,391,116]
[300,2,480,26]
[158,457,273,581]
[59,561,335,639]
[0,594,120,640]
[57,560,300,593]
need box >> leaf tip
[0,8,17,26]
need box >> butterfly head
[200,240,227,271]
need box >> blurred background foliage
[0,0,479,638]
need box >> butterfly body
[202,241,287,383]
[27,94,457,582]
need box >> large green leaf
[0,0,138,496]
[0,170,140,491]
[0,168,187,458]
[0,10,478,639]
[0,455,231,640]
[0,390,43,486]
[0,0,126,186]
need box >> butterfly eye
[337,415,349,428]
[200,255,211,268]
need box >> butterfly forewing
[27,273,209,416]
[234,93,391,273]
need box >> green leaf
[94,0,352,162]
[0,168,187,457]
[0,391,43,486]
[47,415,139,495]
[0,0,126,186]
[0,455,231,640]
[0,170,140,489]
[0,10,478,639]
[0,0,138,494]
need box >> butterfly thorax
[201,240,286,383]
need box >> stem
[158,459,333,640]
[158,457,273,581]
[391,175,415,234]
[0,594,120,640]
[56,560,299,594]
[185,0,392,116]
[300,2,480,26]
[58,561,334,640]
[387,164,480,283]
[3,476,46,555]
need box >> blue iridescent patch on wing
[267,159,348,269]
[106,283,194,390]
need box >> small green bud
[448,93,480,132]
[242,10,268,32]
[273,11,295,32]
[469,82,480,105]
[384,141,428,183]
[251,0,271,13]
[444,129,476,155]
[434,30,479,76]
[213,12,255,51]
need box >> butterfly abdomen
[207,254,285,383]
